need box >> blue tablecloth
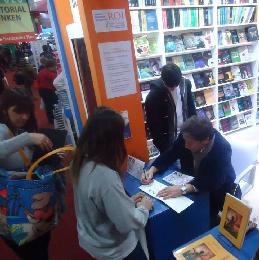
[123,167,210,260]
[175,226,259,260]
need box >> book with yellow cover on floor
[173,234,237,260]
[219,193,252,249]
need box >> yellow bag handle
[26,146,75,180]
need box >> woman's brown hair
[0,87,37,133]
[71,107,127,182]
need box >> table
[123,167,210,260]
[175,226,259,260]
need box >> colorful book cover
[223,84,236,99]
[237,29,247,43]
[230,48,241,63]
[222,101,231,116]
[239,46,250,61]
[221,49,232,64]
[246,80,254,95]
[137,59,153,79]
[205,106,215,120]
[172,56,186,71]
[172,35,185,52]
[245,25,259,42]
[148,35,159,54]
[231,66,242,80]
[230,29,239,44]
[240,64,252,79]
[223,67,234,82]
[134,35,150,57]
[145,10,158,31]
[232,83,240,97]
[229,99,239,114]
[237,113,247,128]
[229,116,239,130]
[218,68,225,84]
[183,54,195,70]
[194,91,206,107]
[219,193,252,249]
[204,88,215,104]
[182,33,197,49]
[193,31,206,48]
[164,35,176,53]
[173,234,236,260]
[242,96,252,110]
[219,103,225,118]
[244,111,253,125]
[192,72,206,88]
[218,86,226,102]
[238,81,249,96]
[149,58,162,76]
[197,107,206,118]
[220,118,231,132]
[130,11,140,33]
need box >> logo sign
[92,9,127,33]
[0,0,36,43]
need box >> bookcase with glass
[129,0,259,158]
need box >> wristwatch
[181,184,188,195]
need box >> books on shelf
[162,7,213,29]
[134,35,159,57]
[162,0,213,5]
[194,91,206,107]
[218,6,256,25]
[129,0,157,7]
[173,234,236,260]
[130,10,158,33]
[192,70,215,89]
[197,105,215,120]
[165,31,215,53]
[245,25,259,41]
[137,57,162,79]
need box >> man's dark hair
[161,63,182,87]
[181,116,214,141]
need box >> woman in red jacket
[37,60,58,124]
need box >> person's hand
[131,192,145,204]
[138,196,153,211]
[141,169,154,185]
[29,133,53,151]
[157,185,182,199]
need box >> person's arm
[145,88,168,152]
[102,179,152,234]
[141,135,183,184]
[0,125,32,158]
[186,80,197,117]
[190,146,233,192]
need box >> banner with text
[0,0,36,43]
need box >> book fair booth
[1,0,259,259]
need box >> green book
[230,48,241,63]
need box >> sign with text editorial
[0,0,36,43]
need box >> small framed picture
[219,193,251,249]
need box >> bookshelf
[129,0,259,159]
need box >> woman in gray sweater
[71,107,153,260]
[0,87,53,260]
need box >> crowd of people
[0,42,258,260]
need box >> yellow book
[219,193,252,249]
[174,234,237,259]
[204,88,215,105]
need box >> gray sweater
[73,161,149,260]
[0,124,33,170]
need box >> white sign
[98,41,137,99]
[69,0,80,23]
[92,9,127,33]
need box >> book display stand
[129,0,259,159]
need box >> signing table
[176,226,259,260]
[123,167,210,260]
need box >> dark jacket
[152,130,236,225]
[145,78,196,153]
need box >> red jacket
[37,68,57,90]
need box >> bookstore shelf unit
[129,0,259,158]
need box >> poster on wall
[0,0,36,43]
[98,41,137,99]
[92,9,127,33]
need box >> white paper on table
[139,180,193,213]
[163,171,194,186]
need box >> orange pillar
[77,0,148,161]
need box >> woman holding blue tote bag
[0,87,55,260]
